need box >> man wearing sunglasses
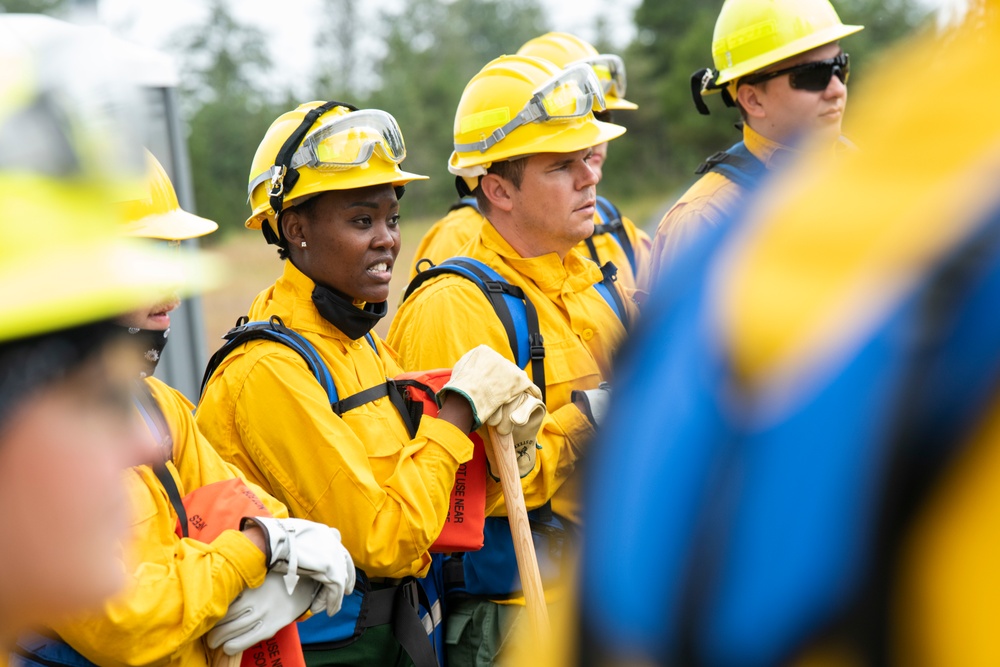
[388,55,636,666]
[648,0,863,284]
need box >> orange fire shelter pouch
[395,368,488,552]
[173,476,307,667]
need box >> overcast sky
[98,0,644,91]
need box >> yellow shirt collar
[479,220,606,296]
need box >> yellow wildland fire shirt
[196,260,473,579]
[389,220,635,526]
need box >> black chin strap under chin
[262,100,359,247]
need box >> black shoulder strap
[133,382,189,538]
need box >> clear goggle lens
[577,54,627,101]
[453,64,607,155]
[293,109,406,170]
[531,63,607,121]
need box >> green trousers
[444,598,526,667]
[303,624,415,667]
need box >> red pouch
[175,477,306,667]
[395,369,487,552]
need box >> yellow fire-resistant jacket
[195,260,473,579]
[388,221,636,525]
[52,376,286,667]
[648,123,787,285]
[408,200,652,293]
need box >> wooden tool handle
[488,425,551,639]
[210,648,242,667]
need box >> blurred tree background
[3,0,933,234]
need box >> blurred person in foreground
[648,0,862,283]
[0,52,199,666]
[407,32,650,294]
[578,2,1000,665]
[16,152,356,667]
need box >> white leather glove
[207,573,321,656]
[242,517,356,615]
[439,345,542,429]
[571,383,612,428]
[485,391,546,478]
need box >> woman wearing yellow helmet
[196,102,543,667]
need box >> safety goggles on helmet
[454,63,607,154]
[248,108,406,197]
[742,53,850,92]
[575,54,627,101]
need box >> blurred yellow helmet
[121,150,218,241]
[712,0,863,86]
[246,101,427,242]
[449,55,626,181]
[517,31,637,110]
[0,51,210,343]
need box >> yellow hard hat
[246,101,427,241]
[517,32,638,110]
[0,174,208,344]
[712,0,863,86]
[449,55,626,181]
[121,150,218,241]
[0,41,214,344]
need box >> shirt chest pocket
[340,401,412,480]
[539,336,602,398]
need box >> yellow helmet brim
[124,209,219,241]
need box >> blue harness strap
[695,141,767,190]
[13,634,97,667]
[590,195,638,273]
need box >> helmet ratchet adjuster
[691,68,736,116]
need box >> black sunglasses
[743,53,850,92]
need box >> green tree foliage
[170,0,283,238]
[363,0,548,218]
[609,0,932,211]
[0,0,66,14]
[168,0,933,237]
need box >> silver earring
[300,241,307,248]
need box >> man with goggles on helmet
[648,0,863,285]
[408,33,651,294]
[388,55,637,666]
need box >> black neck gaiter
[121,326,170,378]
[312,284,387,340]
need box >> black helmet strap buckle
[263,99,359,246]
